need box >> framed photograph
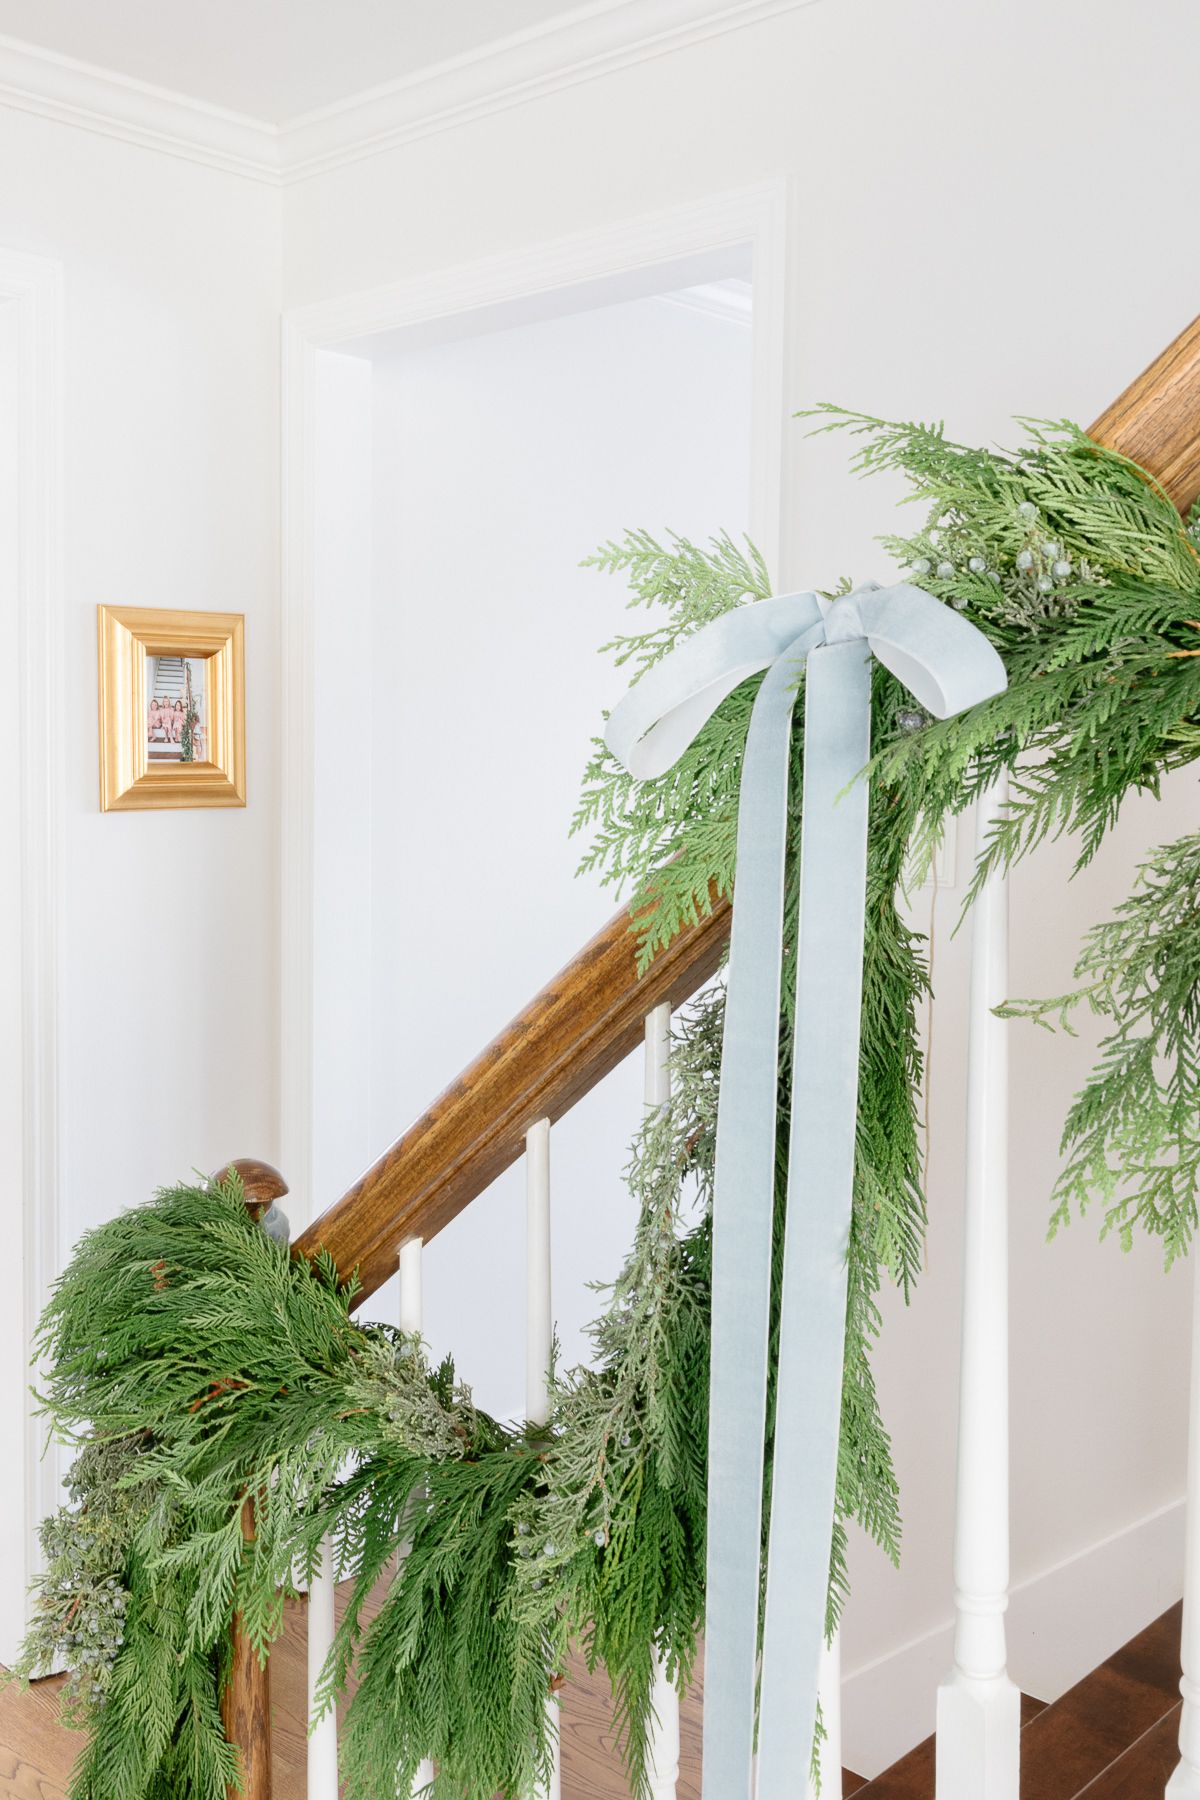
[97,605,246,811]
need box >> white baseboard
[842,1497,1186,1779]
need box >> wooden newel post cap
[214,1158,289,1219]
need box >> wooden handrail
[294,313,1200,1311]
[1089,312,1200,512]
[294,893,730,1305]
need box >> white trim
[656,278,754,329]
[277,0,819,184]
[280,179,788,1217]
[0,0,818,186]
[0,32,277,182]
[0,246,64,1663]
[280,317,318,1217]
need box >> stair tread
[1065,1702,1181,1797]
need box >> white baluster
[643,1005,682,1799]
[1166,1246,1200,1796]
[307,1532,339,1799]
[526,1119,553,1428]
[936,775,1021,1798]
[526,1118,561,1800]
[399,1236,437,1797]
[307,1182,341,1800]
[805,1632,843,1800]
[399,1234,424,1336]
[644,1002,672,1114]
[648,1654,682,1798]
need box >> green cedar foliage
[19,1175,553,1799]
[809,413,1200,1257]
[998,832,1200,1263]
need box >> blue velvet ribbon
[605,581,1006,1797]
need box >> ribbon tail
[700,641,814,1800]
[756,640,873,1796]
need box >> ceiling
[0,0,587,124]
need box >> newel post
[217,1158,288,1800]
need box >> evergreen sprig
[999,833,1200,1261]
[19,1176,559,1799]
[813,410,1200,1257]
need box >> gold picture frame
[97,605,246,811]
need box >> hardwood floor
[0,1601,1183,1798]
[1019,1602,1181,1800]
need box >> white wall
[307,291,752,1420]
[282,0,1200,1774]
[0,106,281,1223]
[0,101,281,1658]
[0,287,28,1655]
[0,109,281,1667]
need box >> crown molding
[0,0,818,187]
[277,0,819,183]
[0,33,278,182]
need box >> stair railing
[221,313,1200,1800]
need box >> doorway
[285,192,784,1422]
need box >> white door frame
[0,247,64,1663]
[280,178,789,1225]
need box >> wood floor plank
[1069,1701,1181,1797]
[1020,1602,1182,1800]
[0,1674,80,1799]
[851,1734,934,1800]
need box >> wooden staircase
[1,1601,1183,1797]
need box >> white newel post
[644,1004,682,1799]
[1166,1246,1200,1797]
[935,775,1021,1799]
[526,1118,562,1800]
[399,1237,437,1797]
